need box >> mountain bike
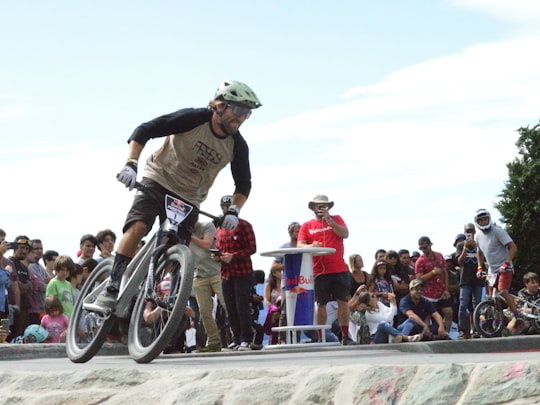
[66,183,218,363]
[473,282,540,338]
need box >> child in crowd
[263,267,282,345]
[81,258,98,286]
[517,272,540,334]
[41,295,69,343]
[371,260,394,307]
[264,296,281,345]
[68,263,84,303]
[45,255,75,319]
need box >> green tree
[496,122,540,291]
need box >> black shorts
[122,177,199,243]
[314,271,351,305]
[435,298,453,312]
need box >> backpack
[350,310,371,345]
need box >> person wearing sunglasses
[8,236,34,337]
[94,80,262,313]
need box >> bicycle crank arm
[82,302,114,319]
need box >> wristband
[228,204,241,215]
[501,262,509,270]
[127,158,138,166]
[432,269,436,275]
[477,266,483,270]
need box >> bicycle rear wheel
[473,299,505,338]
[66,259,116,363]
[128,244,194,363]
[530,302,540,333]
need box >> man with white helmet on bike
[94,80,262,312]
[474,208,524,334]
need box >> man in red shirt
[414,236,453,334]
[298,195,355,345]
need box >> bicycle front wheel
[66,259,116,363]
[128,244,194,363]
[473,299,505,338]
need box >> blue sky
[2,1,540,272]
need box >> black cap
[418,236,432,245]
[220,195,233,206]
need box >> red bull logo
[290,286,307,294]
[285,275,313,289]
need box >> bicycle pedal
[82,302,114,317]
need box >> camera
[209,249,222,257]
[465,233,473,240]
[9,242,19,250]
[1,318,9,332]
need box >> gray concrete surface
[1,334,538,361]
[1,336,540,404]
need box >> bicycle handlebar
[133,181,220,221]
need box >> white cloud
[452,0,540,29]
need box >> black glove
[117,159,138,190]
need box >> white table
[260,247,337,346]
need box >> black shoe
[341,336,357,346]
[224,342,239,351]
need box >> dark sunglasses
[226,103,252,118]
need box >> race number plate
[165,195,193,225]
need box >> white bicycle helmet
[214,80,262,109]
[474,208,492,231]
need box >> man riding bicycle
[94,80,262,312]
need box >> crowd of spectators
[1,204,538,349]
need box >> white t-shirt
[364,301,398,336]
[476,226,513,274]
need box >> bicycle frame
[82,232,156,318]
